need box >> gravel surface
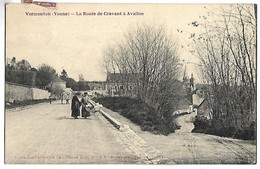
[102,107,256,164]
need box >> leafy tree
[6,58,36,86]
[78,81,90,91]
[6,66,36,86]
[60,77,79,91]
[36,64,56,89]
[49,85,64,96]
[17,59,31,71]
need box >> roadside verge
[88,99,169,164]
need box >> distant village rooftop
[106,72,137,83]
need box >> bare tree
[191,4,256,131]
[104,24,181,121]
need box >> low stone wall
[6,83,33,102]
[5,82,51,102]
[32,88,50,100]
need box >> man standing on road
[61,93,64,104]
[49,94,53,104]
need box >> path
[5,102,148,164]
[102,107,256,164]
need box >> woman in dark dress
[81,95,90,119]
[71,95,80,119]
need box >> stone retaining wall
[6,82,50,102]
[32,88,50,100]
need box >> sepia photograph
[4,1,257,165]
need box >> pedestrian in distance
[66,97,70,104]
[49,94,53,104]
[63,92,69,104]
[60,94,64,104]
[71,94,81,119]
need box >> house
[84,81,107,96]
[87,81,106,90]
[46,77,74,96]
[106,72,136,96]
[63,88,73,95]
[192,93,212,119]
[196,99,212,119]
[173,97,193,116]
[50,76,66,90]
[192,94,204,106]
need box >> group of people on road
[49,92,71,104]
[49,92,101,119]
[61,92,70,104]
[71,93,93,119]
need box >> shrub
[193,116,210,130]
[6,69,36,86]
[94,97,176,135]
[192,115,256,140]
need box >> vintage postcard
[5,2,256,164]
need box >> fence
[5,82,51,102]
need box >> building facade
[196,99,212,119]
[87,81,106,90]
[105,72,136,96]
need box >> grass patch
[93,96,176,135]
[5,98,56,109]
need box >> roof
[63,88,72,93]
[192,94,204,106]
[197,99,206,108]
[177,97,192,110]
[106,72,136,83]
[86,81,106,84]
[52,76,66,83]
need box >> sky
[6,3,225,82]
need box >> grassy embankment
[93,97,178,135]
[192,116,256,140]
[5,99,56,109]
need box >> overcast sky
[6,3,224,82]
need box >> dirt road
[5,102,141,164]
[103,108,257,164]
[175,112,196,133]
[5,102,256,164]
